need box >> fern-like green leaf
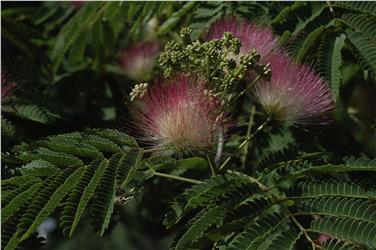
[185,172,257,210]
[270,2,308,31]
[310,216,376,248]
[118,149,143,187]
[5,166,83,249]
[347,30,376,74]
[175,205,229,250]
[298,197,376,224]
[1,183,40,223]
[321,238,356,250]
[81,134,122,153]
[18,147,83,167]
[45,137,103,159]
[65,159,107,237]
[318,32,346,99]
[90,158,116,235]
[2,175,40,190]
[51,2,115,73]
[86,128,138,148]
[164,172,261,228]
[341,13,376,43]
[275,157,376,184]
[264,225,302,250]
[19,167,84,242]
[20,160,59,177]
[296,25,325,62]
[292,178,376,200]
[12,104,60,124]
[228,213,287,250]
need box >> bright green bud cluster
[159,27,271,104]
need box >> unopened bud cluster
[130,83,148,101]
[159,27,269,101]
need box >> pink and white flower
[132,74,223,152]
[206,18,334,125]
[252,53,335,125]
[119,41,160,81]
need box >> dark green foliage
[165,154,376,249]
[318,32,346,99]
[60,159,104,237]
[227,213,287,250]
[2,2,376,250]
[321,239,357,250]
[1,129,143,249]
[311,216,376,248]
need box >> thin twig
[143,147,160,154]
[152,172,203,185]
[239,75,261,98]
[218,156,231,172]
[207,155,217,176]
[288,210,318,250]
[241,106,256,169]
[219,117,272,172]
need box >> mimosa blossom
[133,75,223,151]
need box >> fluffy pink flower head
[1,71,16,102]
[120,41,160,81]
[205,17,280,60]
[133,74,223,152]
[253,53,335,125]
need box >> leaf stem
[245,174,270,192]
[145,162,203,185]
[152,171,203,185]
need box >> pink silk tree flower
[120,41,160,81]
[252,53,335,125]
[205,17,280,60]
[1,71,16,102]
[316,233,331,245]
[132,74,223,152]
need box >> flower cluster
[120,41,160,81]
[159,28,270,96]
[132,74,223,152]
[131,17,335,152]
[130,83,149,102]
[206,17,334,125]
